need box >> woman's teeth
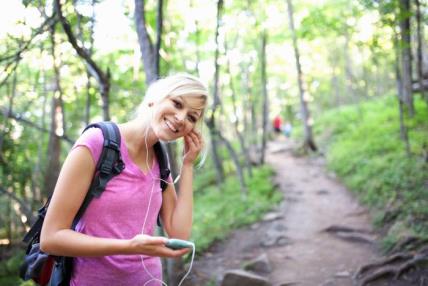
[165,119,178,133]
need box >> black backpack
[19,121,170,286]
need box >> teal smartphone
[165,239,194,250]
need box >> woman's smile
[164,118,179,133]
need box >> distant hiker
[282,122,292,138]
[273,114,282,134]
[39,74,208,285]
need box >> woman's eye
[188,115,197,123]
[172,99,182,108]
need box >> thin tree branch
[0,186,35,224]
[0,14,57,64]
[54,0,108,85]
[0,106,74,145]
[0,15,57,88]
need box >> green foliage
[314,96,428,240]
[300,0,363,39]
[191,166,282,253]
[0,248,34,286]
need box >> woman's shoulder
[76,127,103,145]
[72,127,104,163]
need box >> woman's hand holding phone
[129,234,190,258]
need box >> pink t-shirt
[70,127,164,286]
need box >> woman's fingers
[131,235,191,258]
[183,130,203,164]
[188,131,202,149]
[157,247,190,258]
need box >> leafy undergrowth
[313,96,428,251]
[191,166,282,254]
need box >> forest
[0,0,427,285]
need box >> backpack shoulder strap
[22,201,49,244]
[73,121,125,227]
[153,142,171,227]
[83,121,124,195]
[153,141,170,192]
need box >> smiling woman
[39,73,209,285]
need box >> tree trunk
[240,65,250,140]
[32,67,43,205]
[191,0,201,76]
[399,0,414,116]
[396,65,411,156]
[394,32,412,156]
[344,30,356,104]
[260,31,269,164]
[43,24,62,199]
[0,73,17,163]
[82,0,96,125]
[228,62,252,177]
[205,0,225,185]
[286,0,317,152]
[415,0,426,103]
[134,0,158,84]
[218,132,247,196]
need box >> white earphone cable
[140,125,195,286]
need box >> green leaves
[315,96,428,236]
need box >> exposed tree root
[353,246,428,286]
[323,225,376,244]
[324,225,372,234]
[389,236,428,254]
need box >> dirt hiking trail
[186,139,383,286]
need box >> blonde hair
[138,73,208,121]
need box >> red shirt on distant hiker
[273,115,282,134]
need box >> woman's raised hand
[183,130,203,165]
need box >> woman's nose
[174,111,186,122]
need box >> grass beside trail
[192,166,282,253]
[313,96,428,251]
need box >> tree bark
[191,0,201,76]
[399,0,414,116]
[396,65,411,156]
[344,30,357,104]
[394,31,412,156]
[415,0,426,103]
[227,59,252,177]
[217,132,248,196]
[260,31,269,164]
[286,0,317,152]
[43,24,62,199]
[74,0,96,125]
[134,0,159,85]
[155,0,163,77]
[205,0,225,185]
